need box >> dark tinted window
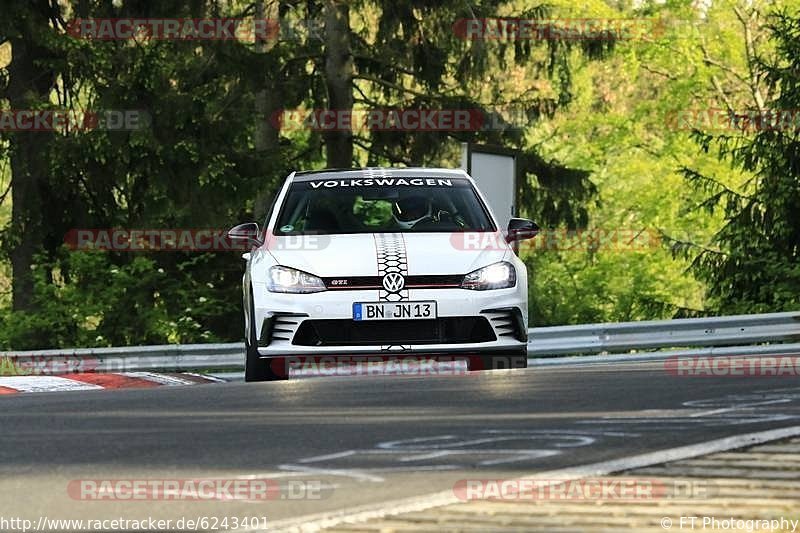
[274,177,495,234]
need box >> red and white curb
[0,372,225,395]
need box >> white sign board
[460,144,516,230]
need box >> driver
[392,194,432,229]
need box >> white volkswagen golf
[229,168,539,381]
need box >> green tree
[521,0,749,324]
[681,8,800,313]
[1,1,59,312]
[0,0,319,348]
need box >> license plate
[353,301,437,321]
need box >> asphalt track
[1,357,799,530]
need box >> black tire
[244,291,286,382]
[476,350,528,372]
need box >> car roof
[289,167,470,183]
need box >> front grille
[292,317,496,346]
[322,275,464,290]
[405,275,464,288]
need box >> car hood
[265,232,509,277]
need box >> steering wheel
[411,209,465,229]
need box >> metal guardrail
[1,311,799,374]
[527,310,800,356]
[0,343,244,374]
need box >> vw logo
[382,272,405,293]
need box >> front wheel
[244,291,287,382]
[473,351,528,372]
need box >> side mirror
[506,218,540,242]
[228,222,263,248]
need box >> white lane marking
[478,450,560,466]
[376,435,455,448]
[379,435,509,449]
[262,424,800,533]
[297,451,356,464]
[685,391,800,406]
[397,451,454,462]
[351,465,459,473]
[688,398,792,418]
[276,463,463,483]
[234,471,333,480]
[576,414,796,426]
[365,448,562,462]
[373,448,560,454]
[481,429,641,437]
[0,376,103,393]
[574,389,800,429]
[278,432,608,482]
[122,372,195,386]
[182,372,226,383]
[276,388,799,488]
[378,434,596,450]
[207,371,245,382]
[276,464,385,483]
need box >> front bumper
[252,286,527,357]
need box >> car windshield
[273,176,496,234]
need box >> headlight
[267,266,326,293]
[461,261,516,290]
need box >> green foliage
[0,357,29,376]
[349,0,608,228]
[679,9,800,314]
[0,250,236,350]
[352,197,394,228]
[1,1,316,348]
[520,0,745,325]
